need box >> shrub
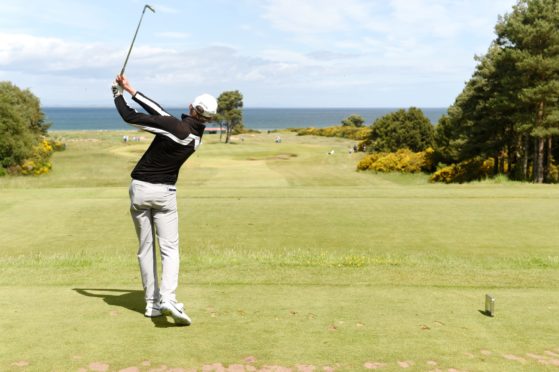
[0,102,36,168]
[430,157,495,183]
[296,125,371,141]
[0,81,59,176]
[20,139,54,176]
[3,137,64,176]
[0,81,50,135]
[50,139,66,152]
[341,114,365,127]
[356,152,382,171]
[357,148,434,173]
[365,107,435,152]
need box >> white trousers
[129,179,180,304]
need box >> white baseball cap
[192,93,218,118]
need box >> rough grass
[1,131,558,371]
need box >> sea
[43,107,447,131]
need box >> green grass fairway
[1,131,559,371]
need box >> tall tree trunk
[522,135,529,181]
[544,136,553,183]
[512,135,522,180]
[534,101,545,183]
[225,122,232,144]
[534,137,545,183]
[219,121,224,142]
[548,135,553,173]
[533,137,538,181]
[505,140,516,177]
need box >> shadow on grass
[73,288,175,328]
[478,309,494,318]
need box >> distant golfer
[111,75,217,326]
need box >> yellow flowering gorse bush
[357,148,434,173]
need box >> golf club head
[145,4,155,13]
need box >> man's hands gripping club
[112,75,137,98]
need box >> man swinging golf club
[112,75,217,326]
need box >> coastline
[43,107,448,131]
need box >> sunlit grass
[1,131,558,371]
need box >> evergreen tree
[366,108,434,152]
[434,114,464,165]
[495,0,559,182]
[443,45,518,173]
[439,0,559,183]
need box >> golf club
[120,4,155,75]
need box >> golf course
[1,130,558,372]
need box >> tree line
[300,0,559,184]
[436,0,559,183]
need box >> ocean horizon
[44,107,448,131]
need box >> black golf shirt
[114,92,206,185]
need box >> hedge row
[294,126,371,140]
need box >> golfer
[112,75,217,326]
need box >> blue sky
[0,0,517,108]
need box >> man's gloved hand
[111,81,123,98]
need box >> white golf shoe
[144,302,162,318]
[159,300,192,326]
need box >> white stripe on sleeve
[135,93,171,117]
[131,124,201,148]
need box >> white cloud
[0,32,316,84]
[0,33,114,71]
[0,30,471,106]
[257,0,517,83]
[259,0,516,51]
[0,33,179,77]
[0,32,305,87]
[0,0,519,107]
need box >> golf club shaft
[120,5,153,75]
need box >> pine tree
[496,0,559,182]
[438,0,559,183]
